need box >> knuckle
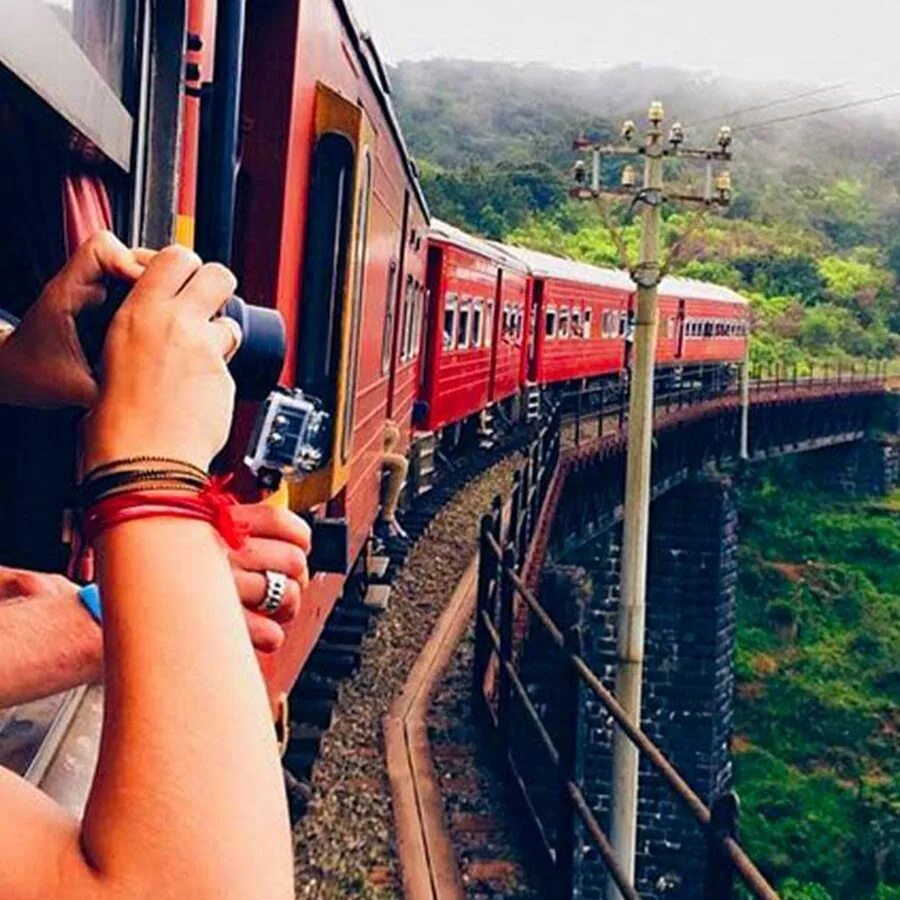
[285,546,306,578]
[160,244,202,269]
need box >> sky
[351,0,899,93]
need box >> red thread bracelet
[82,478,249,549]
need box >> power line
[732,89,900,133]
[690,81,851,127]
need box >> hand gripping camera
[78,279,332,477]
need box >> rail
[561,360,890,447]
[471,394,787,899]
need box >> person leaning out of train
[0,242,296,900]
[0,232,311,711]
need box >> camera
[244,388,331,478]
[77,280,287,402]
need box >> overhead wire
[732,89,900,133]
[689,81,851,127]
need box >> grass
[733,462,899,898]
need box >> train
[0,0,749,733]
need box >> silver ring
[261,570,289,615]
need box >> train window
[381,259,399,375]
[572,307,582,338]
[341,151,373,463]
[443,295,457,350]
[485,300,493,348]
[457,300,471,349]
[516,307,524,340]
[545,307,557,338]
[583,308,592,339]
[472,300,484,348]
[558,307,570,339]
[704,321,714,337]
[618,314,627,337]
[666,317,675,339]
[412,284,425,358]
[296,132,355,422]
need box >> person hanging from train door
[375,418,410,545]
[0,241,298,900]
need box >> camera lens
[221,297,286,401]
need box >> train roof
[430,219,530,273]
[496,244,636,291]
[335,1,428,219]
[498,243,749,306]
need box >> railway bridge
[470,370,897,900]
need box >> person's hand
[0,231,151,409]
[227,503,312,654]
[0,567,79,604]
[83,245,242,473]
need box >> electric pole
[571,104,733,900]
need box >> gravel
[293,454,523,900]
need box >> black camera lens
[77,280,286,401]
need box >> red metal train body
[0,0,749,742]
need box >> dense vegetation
[734,463,899,898]
[390,60,900,365]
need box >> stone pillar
[576,474,738,900]
[817,438,900,496]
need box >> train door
[420,242,444,415]
[527,278,544,382]
[488,267,503,400]
[385,190,410,417]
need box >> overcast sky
[352,0,899,92]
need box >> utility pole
[571,105,733,899]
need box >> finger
[125,244,202,302]
[208,316,243,362]
[63,231,146,313]
[244,610,285,654]
[229,503,312,553]
[178,261,237,320]
[233,570,302,623]
[229,537,310,583]
[132,248,157,267]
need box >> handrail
[472,389,786,900]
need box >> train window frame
[485,300,494,348]
[0,3,138,172]
[402,275,416,362]
[471,299,484,349]
[583,308,592,339]
[545,306,558,339]
[457,299,471,350]
[381,259,399,375]
[443,295,458,351]
[412,283,424,359]
[341,150,373,464]
[571,307,582,338]
[558,306,570,339]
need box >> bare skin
[0,243,296,899]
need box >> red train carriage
[499,244,633,388]
[659,277,749,366]
[0,0,428,712]
[417,220,528,435]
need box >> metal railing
[471,407,781,900]
[562,360,889,448]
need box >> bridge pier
[576,474,737,900]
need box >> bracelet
[83,482,248,549]
[79,469,210,507]
[78,583,103,625]
[82,456,209,485]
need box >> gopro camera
[245,388,331,478]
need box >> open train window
[545,306,557,338]
[558,306,569,339]
[485,300,493,348]
[296,132,355,424]
[618,314,627,337]
[583,308,592,339]
[472,300,484,348]
[457,300,471,349]
[381,259,398,375]
[443,295,457,350]
[571,307,582,338]
[340,151,371,463]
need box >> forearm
[81,518,293,899]
[0,595,102,708]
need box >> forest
[389,59,900,365]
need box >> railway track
[284,421,538,827]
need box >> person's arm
[0,245,295,900]
[0,571,101,708]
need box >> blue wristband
[78,583,103,625]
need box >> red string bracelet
[82,477,249,549]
